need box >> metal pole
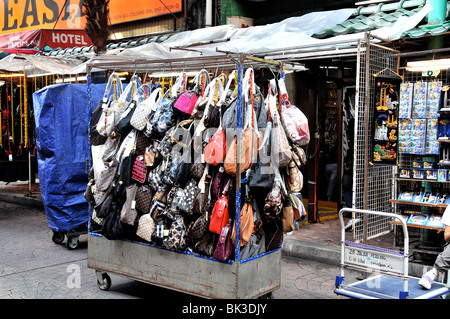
[234,62,243,262]
[363,33,371,243]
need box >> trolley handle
[338,208,409,257]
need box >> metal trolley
[86,60,282,299]
[334,208,450,299]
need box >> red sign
[0,29,92,51]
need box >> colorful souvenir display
[399,82,413,118]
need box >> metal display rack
[85,53,284,298]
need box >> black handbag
[110,101,137,139]
[101,202,125,240]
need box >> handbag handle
[171,72,187,97]
[102,72,124,103]
[193,69,211,94]
[119,76,142,104]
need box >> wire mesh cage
[352,37,399,242]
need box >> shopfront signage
[0,0,182,34]
[0,28,92,50]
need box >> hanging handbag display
[213,223,233,262]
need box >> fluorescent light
[406,59,450,72]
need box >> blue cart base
[335,274,450,299]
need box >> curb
[282,237,341,266]
[0,193,44,209]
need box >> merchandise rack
[85,53,284,298]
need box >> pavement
[0,181,437,300]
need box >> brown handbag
[224,127,258,176]
[281,198,294,232]
[135,185,153,214]
[231,199,255,247]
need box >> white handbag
[136,213,156,242]
[96,77,141,136]
[130,87,162,131]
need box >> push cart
[334,208,450,299]
[86,60,282,299]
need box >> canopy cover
[33,83,106,232]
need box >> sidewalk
[0,181,396,268]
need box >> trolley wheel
[52,232,65,244]
[66,236,79,250]
[258,292,274,299]
[97,273,111,291]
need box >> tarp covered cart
[33,83,107,249]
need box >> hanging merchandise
[87,63,310,276]
[372,68,401,165]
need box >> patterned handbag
[131,87,162,131]
[135,185,153,214]
[131,155,148,184]
[136,213,156,242]
[213,224,233,262]
[135,132,152,156]
[178,179,198,215]
[163,214,187,251]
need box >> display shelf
[390,220,443,231]
[389,199,447,208]
[392,178,450,183]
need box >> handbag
[96,158,119,192]
[135,185,154,214]
[172,91,199,119]
[281,103,310,146]
[120,184,138,226]
[267,83,291,169]
[101,202,125,240]
[209,194,229,234]
[240,198,266,259]
[231,198,254,247]
[224,126,258,176]
[282,196,295,232]
[194,232,215,257]
[213,223,233,262]
[164,214,187,251]
[204,128,226,166]
[131,87,162,131]
[131,155,148,184]
[90,73,123,145]
[136,213,156,242]
[97,78,140,136]
[263,179,283,223]
[286,160,303,193]
[178,179,198,215]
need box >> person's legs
[419,244,450,289]
[326,163,338,201]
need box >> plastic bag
[281,104,310,146]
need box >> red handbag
[131,155,148,184]
[204,129,226,166]
[209,195,229,234]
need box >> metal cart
[334,208,450,299]
[86,61,282,299]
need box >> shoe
[419,275,433,290]
[344,218,361,232]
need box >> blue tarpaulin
[33,83,106,232]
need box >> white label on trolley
[344,246,406,275]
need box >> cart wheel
[258,292,274,299]
[66,236,79,250]
[97,273,111,291]
[52,232,65,244]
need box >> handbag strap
[102,72,123,104]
